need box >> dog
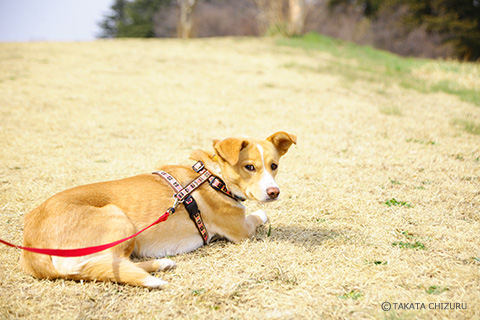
[21,131,296,288]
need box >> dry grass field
[0,36,479,319]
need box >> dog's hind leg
[135,258,176,273]
[73,254,169,288]
[54,204,171,288]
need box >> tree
[327,0,480,60]
[177,0,198,38]
[98,0,171,38]
[288,0,306,36]
[98,0,129,38]
[400,0,480,60]
[328,0,384,17]
[253,0,308,36]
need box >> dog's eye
[245,164,255,172]
[270,163,278,171]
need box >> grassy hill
[0,35,479,319]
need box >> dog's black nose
[267,187,280,199]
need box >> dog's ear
[267,131,297,156]
[213,138,250,165]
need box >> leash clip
[173,196,182,208]
[168,197,183,214]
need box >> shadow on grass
[193,224,343,253]
[259,224,340,248]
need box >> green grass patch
[451,118,480,135]
[430,80,480,106]
[393,230,426,250]
[406,138,437,145]
[379,106,402,116]
[393,241,425,250]
[389,179,401,185]
[385,198,413,208]
[279,33,421,71]
[398,230,415,239]
[192,288,206,296]
[365,259,388,266]
[278,32,480,106]
[425,285,449,295]
[337,289,363,300]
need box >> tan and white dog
[21,131,296,288]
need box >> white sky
[0,0,113,42]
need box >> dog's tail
[21,253,167,288]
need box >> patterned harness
[153,161,244,245]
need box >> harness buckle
[209,176,224,189]
[192,161,205,173]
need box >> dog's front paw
[252,209,269,224]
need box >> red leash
[0,211,171,257]
[1,162,226,258]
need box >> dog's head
[213,131,296,202]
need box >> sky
[0,0,113,42]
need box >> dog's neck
[189,149,247,202]
[189,149,223,178]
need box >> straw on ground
[0,37,479,319]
